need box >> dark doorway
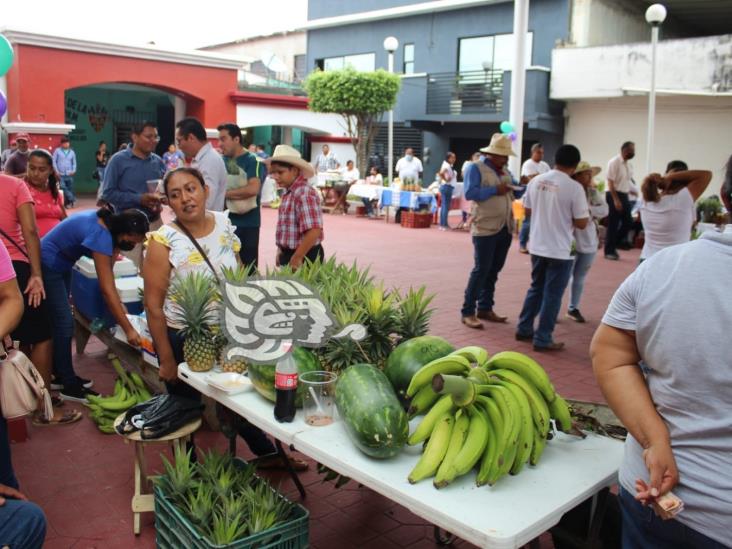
[450,138,486,173]
[156,103,175,156]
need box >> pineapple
[169,272,220,372]
[395,286,435,342]
[221,351,247,374]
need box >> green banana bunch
[403,348,579,489]
[406,355,471,398]
[408,412,454,484]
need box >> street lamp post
[383,36,398,190]
[645,3,667,175]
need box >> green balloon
[0,35,14,77]
[500,121,513,134]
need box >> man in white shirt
[515,145,589,351]
[518,143,551,253]
[395,147,423,182]
[175,117,227,211]
[604,141,635,260]
[313,144,340,173]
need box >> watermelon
[335,364,409,459]
[247,347,321,408]
[384,336,454,399]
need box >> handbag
[0,339,53,420]
[225,167,257,215]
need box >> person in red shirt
[270,145,324,269]
[25,150,67,237]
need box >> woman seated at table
[143,167,307,469]
[41,206,149,402]
[362,166,383,218]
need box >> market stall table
[178,364,623,549]
[379,189,437,223]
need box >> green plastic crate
[154,465,309,549]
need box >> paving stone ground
[11,198,639,548]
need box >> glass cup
[299,371,337,426]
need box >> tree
[304,68,401,178]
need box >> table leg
[275,439,306,500]
[587,487,610,549]
[73,318,92,355]
[433,526,455,546]
[385,206,390,223]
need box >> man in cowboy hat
[515,145,589,351]
[269,145,324,270]
[460,133,523,329]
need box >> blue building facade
[305,0,570,180]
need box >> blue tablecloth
[380,190,437,213]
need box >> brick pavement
[10,199,640,548]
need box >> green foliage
[304,68,401,177]
[304,67,401,115]
[157,448,293,545]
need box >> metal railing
[426,69,503,115]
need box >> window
[403,43,415,74]
[458,32,533,72]
[320,52,376,72]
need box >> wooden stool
[114,414,202,535]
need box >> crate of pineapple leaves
[154,447,309,549]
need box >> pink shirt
[0,241,15,282]
[26,182,64,237]
[0,175,34,263]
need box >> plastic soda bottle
[274,345,297,423]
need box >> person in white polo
[515,144,589,351]
[604,141,635,260]
[175,117,227,211]
[518,142,551,253]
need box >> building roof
[300,0,509,30]
[200,30,306,51]
[1,28,254,68]
[639,0,732,37]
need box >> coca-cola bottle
[274,346,297,423]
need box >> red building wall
[6,44,237,128]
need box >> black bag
[115,394,203,440]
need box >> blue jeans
[619,488,728,549]
[519,215,530,248]
[517,255,574,347]
[568,251,596,311]
[60,175,76,205]
[361,197,374,215]
[461,227,512,317]
[0,499,46,549]
[42,265,78,387]
[439,184,453,227]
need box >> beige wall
[205,32,306,79]
[564,95,732,197]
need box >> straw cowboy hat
[574,161,601,177]
[270,144,315,178]
[479,133,516,157]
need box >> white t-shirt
[574,186,609,254]
[439,161,457,186]
[395,156,423,181]
[606,154,633,194]
[639,188,695,259]
[602,227,732,546]
[342,167,360,183]
[524,170,589,260]
[521,158,550,177]
[192,143,228,211]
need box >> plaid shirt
[276,176,324,250]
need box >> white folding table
[178,364,623,548]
